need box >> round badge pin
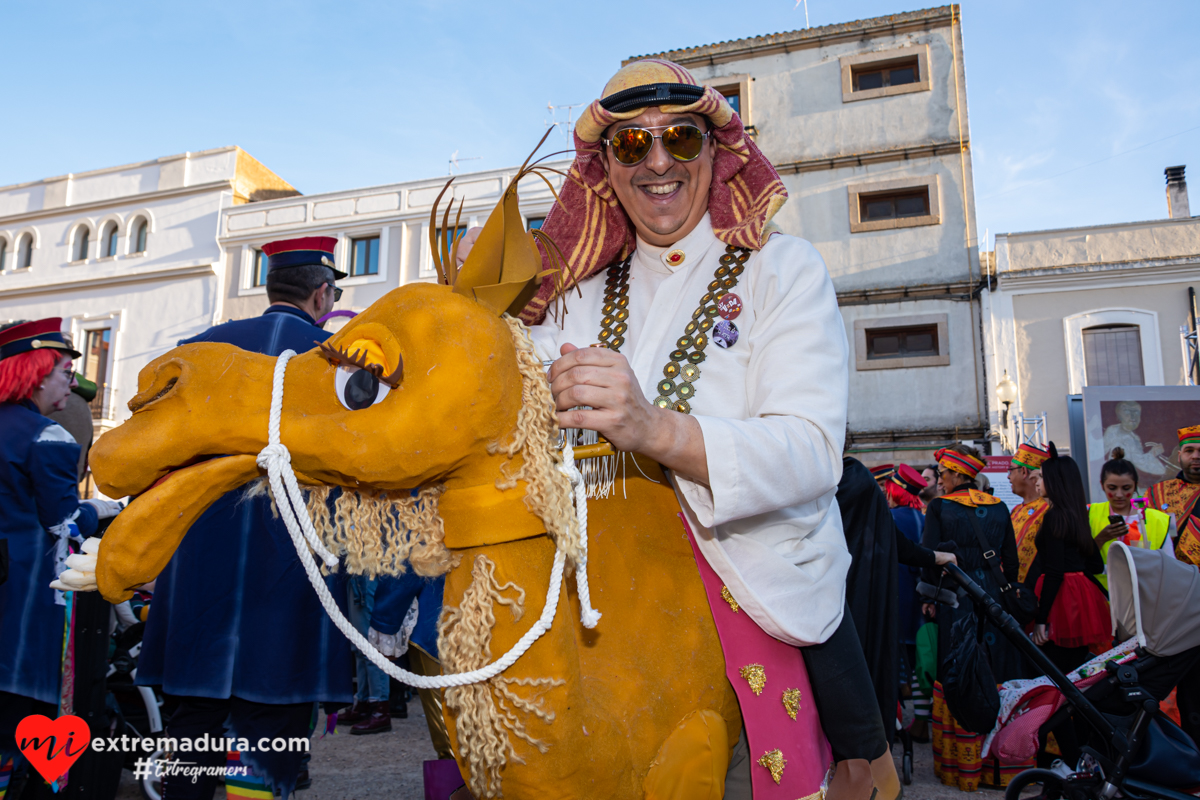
[717,293,743,321]
[713,320,739,349]
[665,249,685,267]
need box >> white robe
[529,214,851,646]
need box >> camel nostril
[128,361,183,414]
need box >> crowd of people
[847,433,1200,792]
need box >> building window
[0,239,7,271]
[82,328,112,419]
[253,249,270,287]
[103,223,119,258]
[17,234,32,268]
[526,218,545,231]
[840,45,931,103]
[350,235,379,277]
[847,176,940,233]
[854,313,949,370]
[865,324,938,360]
[133,219,148,253]
[435,226,467,256]
[852,58,919,92]
[1083,325,1145,386]
[860,187,930,222]
[75,228,90,261]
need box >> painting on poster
[1081,385,1200,495]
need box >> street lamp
[996,371,1018,428]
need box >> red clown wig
[885,478,924,510]
[0,349,63,404]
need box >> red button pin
[717,293,743,321]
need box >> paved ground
[114,707,982,800]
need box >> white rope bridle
[255,349,600,690]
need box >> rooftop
[625,5,956,67]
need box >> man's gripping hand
[549,344,709,484]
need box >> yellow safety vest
[1088,501,1170,589]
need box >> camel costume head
[88,137,749,799]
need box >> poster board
[1081,385,1200,497]
[981,455,1020,511]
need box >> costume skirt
[1034,573,1110,649]
[932,682,1034,791]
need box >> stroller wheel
[1004,768,1063,800]
[901,751,912,785]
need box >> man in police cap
[136,237,352,799]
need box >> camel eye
[335,365,390,410]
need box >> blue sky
[3,0,1197,243]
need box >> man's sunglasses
[328,284,343,301]
[603,125,709,166]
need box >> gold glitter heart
[757,748,786,784]
[721,586,740,613]
[782,688,802,720]
[739,663,766,696]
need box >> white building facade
[984,170,1200,452]
[217,165,567,325]
[0,147,296,435]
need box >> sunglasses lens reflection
[662,125,705,160]
[611,129,655,165]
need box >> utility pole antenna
[448,150,482,176]
[546,102,586,144]
[794,0,810,28]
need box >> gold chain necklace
[597,244,749,414]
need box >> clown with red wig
[0,318,120,771]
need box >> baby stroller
[942,542,1200,800]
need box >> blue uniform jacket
[0,400,99,704]
[891,506,925,645]
[136,306,353,704]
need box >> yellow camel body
[89,279,741,798]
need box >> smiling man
[461,59,885,799]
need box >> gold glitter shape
[782,688,802,720]
[721,586,740,613]
[740,664,766,696]
[757,748,786,784]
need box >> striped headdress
[1011,443,1050,471]
[1179,425,1200,446]
[935,447,986,479]
[519,59,788,325]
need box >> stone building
[0,147,296,435]
[635,5,984,464]
[984,166,1199,457]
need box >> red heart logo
[16,715,90,784]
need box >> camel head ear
[429,130,569,318]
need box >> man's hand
[933,551,958,567]
[549,344,709,484]
[1031,623,1050,646]
[455,227,483,265]
[82,497,123,519]
[1096,521,1127,547]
